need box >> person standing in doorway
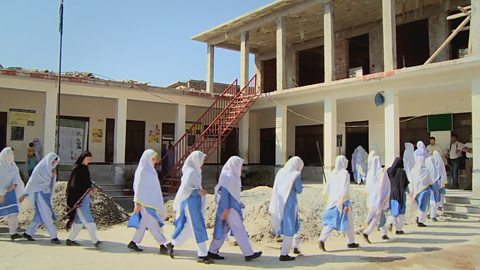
[445,134,464,189]
[427,137,443,156]
[27,142,37,176]
[463,135,473,190]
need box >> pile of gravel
[165,184,370,243]
[1,182,129,230]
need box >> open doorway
[260,128,275,165]
[348,34,370,77]
[0,112,6,150]
[449,11,470,59]
[400,116,429,155]
[262,59,276,93]
[295,125,324,166]
[396,19,429,68]
[221,127,239,163]
[297,46,324,87]
[345,121,369,178]
[126,120,146,163]
[105,118,115,163]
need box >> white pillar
[175,104,186,142]
[382,0,397,71]
[472,79,480,196]
[275,105,287,166]
[43,89,57,155]
[384,90,400,167]
[239,112,249,163]
[470,0,480,55]
[324,97,337,171]
[206,44,215,93]
[240,31,250,87]
[324,0,335,82]
[276,17,287,91]
[114,97,127,164]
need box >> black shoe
[362,233,371,244]
[279,255,296,261]
[245,251,262,261]
[395,230,405,235]
[347,243,360,248]
[418,223,427,228]
[197,256,214,264]
[166,242,174,259]
[127,241,143,252]
[438,207,444,212]
[382,235,390,240]
[23,233,35,241]
[389,223,393,232]
[51,238,62,245]
[94,241,102,249]
[208,252,225,260]
[66,239,81,246]
[319,241,326,252]
[432,217,438,222]
[416,217,419,224]
[10,233,22,240]
[159,245,168,255]
[293,248,301,255]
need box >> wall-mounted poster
[148,125,161,143]
[58,118,88,166]
[9,108,35,127]
[92,128,103,143]
[10,126,24,141]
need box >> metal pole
[56,0,64,154]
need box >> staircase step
[443,202,480,214]
[443,211,480,220]
[445,196,480,205]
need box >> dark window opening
[126,120,146,163]
[295,125,324,166]
[348,34,370,77]
[449,11,470,59]
[260,128,275,165]
[396,19,430,68]
[453,112,472,143]
[297,46,324,87]
[262,59,276,93]
[345,121,369,178]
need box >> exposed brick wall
[335,33,348,80]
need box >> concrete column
[382,0,397,71]
[276,17,287,91]
[472,79,480,196]
[240,31,250,87]
[43,89,57,155]
[384,90,400,167]
[206,44,215,93]
[114,97,127,164]
[471,0,480,55]
[324,97,337,171]
[324,0,335,82]
[175,104,186,142]
[239,112,249,163]
[275,105,287,166]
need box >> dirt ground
[2,209,480,270]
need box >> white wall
[0,88,45,162]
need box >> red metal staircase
[160,75,260,194]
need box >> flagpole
[56,0,64,154]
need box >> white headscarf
[366,169,391,222]
[324,156,350,210]
[351,146,368,181]
[173,151,206,213]
[414,141,429,159]
[0,147,24,196]
[24,153,59,195]
[133,149,165,213]
[269,156,304,234]
[365,155,382,205]
[431,151,448,187]
[403,143,415,176]
[215,156,244,204]
[409,156,433,197]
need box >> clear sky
[0,0,273,86]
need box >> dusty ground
[1,184,480,270]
